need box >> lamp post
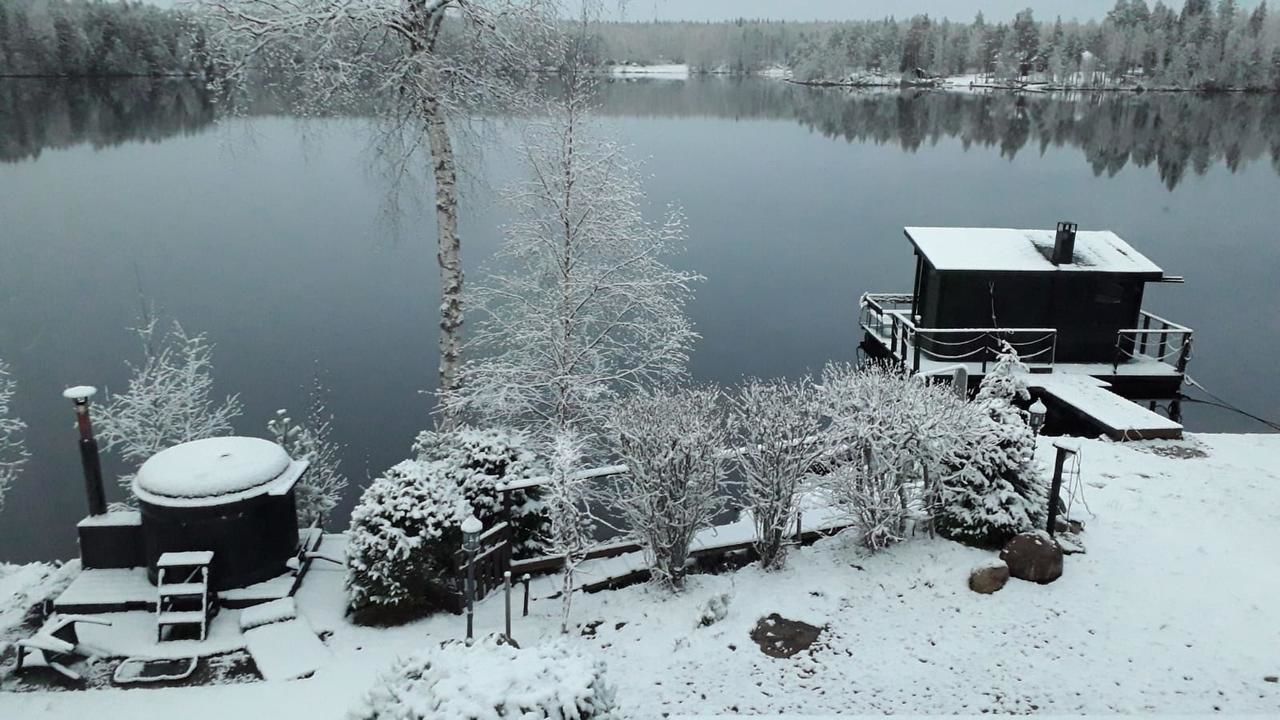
[1028,398,1048,437]
[461,514,482,644]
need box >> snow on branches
[0,359,28,513]
[345,426,548,624]
[541,431,597,633]
[817,363,982,551]
[267,377,348,528]
[605,387,729,591]
[729,377,825,570]
[935,342,1048,547]
[455,70,701,444]
[96,317,242,499]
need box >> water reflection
[595,79,1280,191]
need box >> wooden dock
[1029,374,1183,441]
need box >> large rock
[749,614,822,658]
[1000,531,1064,584]
[969,560,1010,594]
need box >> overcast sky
[143,1,1125,21]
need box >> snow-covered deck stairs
[156,551,213,641]
[1029,374,1183,441]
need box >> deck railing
[1114,310,1193,373]
[860,293,1057,373]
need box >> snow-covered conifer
[729,377,825,570]
[454,67,700,445]
[267,376,348,528]
[935,342,1048,548]
[605,387,729,590]
[97,317,242,498]
[0,359,28,513]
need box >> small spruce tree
[935,342,1047,548]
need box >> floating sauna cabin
[860,222,1194,439]
[132,437,308,591]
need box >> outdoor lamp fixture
[461,514,483,643]
[1029,399,1048,436]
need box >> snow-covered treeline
[0,358,28,514]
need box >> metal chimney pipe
[63,386,107,516]
[1052,221,1078,265]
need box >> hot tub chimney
[1052,221,1078,265]
[63,386,107,516]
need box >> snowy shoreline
[2,432,1279,717]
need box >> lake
[2,77,1279,563]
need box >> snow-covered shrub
[935,343,1048,548]
[0,359,27,514]
[411,426,549,557]
[345,458,469,624]
[729,377,825,570]
[349,636,619,720]
[268,377,348,528]
[698,592,731,627]
[818,363,980,550]
[345,426,549,624]
[605,386,729,591]
[97,316,242,499]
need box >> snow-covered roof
[134,436,292,502]
[904,227,1165,277]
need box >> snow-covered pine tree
[453,65,700,448]
[267,376,348,528]
[729,377,825,570]
[606,387,729,591]
[97,316,242,499]
[935,341,1047,548]
[0,358,28,513]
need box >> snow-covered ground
[3,434,1279,717]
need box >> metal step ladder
[156,551,214,642]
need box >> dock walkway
[1029,374,1182,441]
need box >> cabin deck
[1028,374,1183,441]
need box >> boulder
[749,614,822,658]
[969,560,1010,594]
[1000,531,1064,584]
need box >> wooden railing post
[1140,313,1152,356]
[1176,335,1193,374]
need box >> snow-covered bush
[268,377,348,528]
[97,317,242,499]
[0,359,28,514]
[818,363,981,550]
[350,636,618,720]
[729,377,825,570]
[605,387,729,591]
[345,458,469,624]
[345,426,549,624]
[935,343,1048,548]
[411,426,549,557]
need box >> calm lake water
[2,78,1279,562]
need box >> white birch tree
[540,430,596,633]
[197,0,558,419]
[729,377,825,570]
[605,386,728,591]
[97,317,243,497]
[0,358,28,513]
[454,67,700,443]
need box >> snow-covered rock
[1000,530,1064,584]
[968,559,1010,594]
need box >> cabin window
[1095,280,1125,305]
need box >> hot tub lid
[134,436,296,505]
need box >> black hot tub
[133,437,307,591]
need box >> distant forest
[0,0,216,77]
[2,0,1280,92]
[583,1,1280,90]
